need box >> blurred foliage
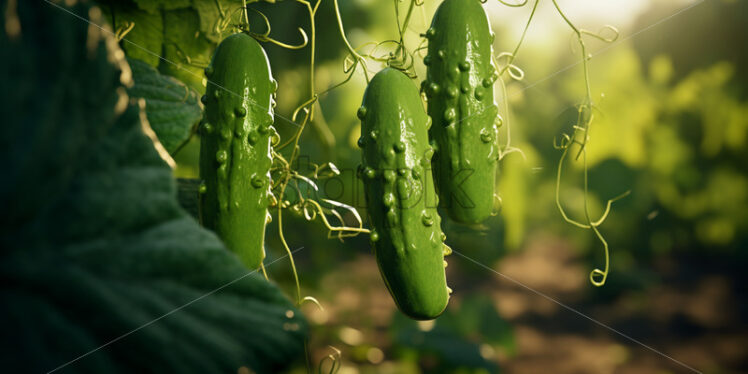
[391,295,514,373]
[508,45,748,298]
[633,0,748,97]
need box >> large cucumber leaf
[0,2,306,374]
[102,0,249,90]
[110,4,164,67]
[193,0,245,44]
[159,8,216,94]
[132,0,192,15]
[128,58,202,154]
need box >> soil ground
[301,234,748,374]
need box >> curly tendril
[317,347,342,374]
[326,0,425,88]
[485,0,538,164]
[236,7,310,49]
[550,0,627,286]
[114,21,134,41]
[333,0,371,83]
[487,0,626,286]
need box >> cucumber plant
[423,0,500,224]
[119,0,623,334]
[358,68,451,320]
[199,32,277,270]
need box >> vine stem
[498,0,538,77]
[270,1,372,305]
[272,0,322,307]
[333,0,370,82]
[489,0,539,162]
[395,0,416,57]
[492,0,626,287]
[549,0,626,286]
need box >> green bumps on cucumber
[423,0,500,224]
[358,68,451,320]
[199,33,277,269]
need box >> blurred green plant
[391,294,514,373]
[503,43,748,291]
[127,58,202,154]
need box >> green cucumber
[423,0,500,224]
[358,68,451,320]
[199,33,276,269]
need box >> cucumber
[199,33,276,269]
[423,0,500,224]
[358,68,451,320]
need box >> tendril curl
[550,0,626,286]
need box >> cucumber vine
[491,0,628,286]
[111,0,633,371]
[549,0,629,287]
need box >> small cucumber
[358,68,451,320]
[423,0,500,224]
[199,33,276,269]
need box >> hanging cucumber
[199,33,277,269]
[423,0,500,224]
[358,68,451,320]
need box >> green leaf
[0,2,306,373]
[159,8,216,93]
[128,58,203,154]
[111,5,164,67]
[193,0,245,43]
[132,0,192,14]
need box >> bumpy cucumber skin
[423,0,499,224]
[199,33,276,269]
[358,68,450,320]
